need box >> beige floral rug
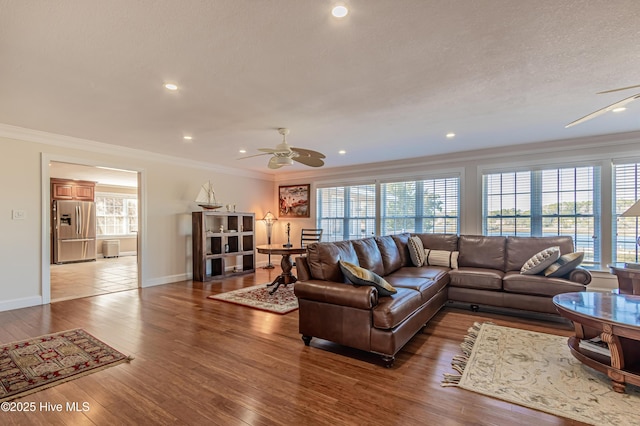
[1,329,132,402]
[442,322,640,425]
[208,284,298,314]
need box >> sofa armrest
[569,267,592,285]
[294,280,378,309]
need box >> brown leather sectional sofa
[293,233,592,367]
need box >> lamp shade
[262,211,277,223]
[621,199,640,217]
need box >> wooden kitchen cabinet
[51,178,96,201]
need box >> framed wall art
[279,184,310,218]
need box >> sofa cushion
[375,235,403,275]
[448,267,504,290]
[505,236,574,272]
[458,235,506,271]
[372,288,423,329]
[352,237,385,276]
[503,271,587,296]
[520,246,560,275]
[544,252,585,277]
[386,275,448,304]
[391,233,412,266]
[389,266,450,281]
[413,233,459,251]
[307,240,359,282]
[339,261,397,296]
[425,249,459,269]
[407,236,426,266]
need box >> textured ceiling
[1,1,639,174]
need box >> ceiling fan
[565,84,640,128]
[239,128,326,169]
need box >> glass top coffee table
[553,292,640,393]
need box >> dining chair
[301,228,323,248]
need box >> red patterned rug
[0,329,132,402]
[208,284,298,314]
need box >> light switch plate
[12,209,25,220]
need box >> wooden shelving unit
[192,211,255,281]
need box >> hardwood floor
[1,269,587,425]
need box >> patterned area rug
[208,284,298,314]
[442,322,640,425]
[0,329,132,402]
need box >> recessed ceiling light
[183,135,193,141]
[446,133,456,139]
[332,4,349,18]
[613,107,627,113]
[239,149,247,154]
[339,150,346,155]
[164,83,178,91]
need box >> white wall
[0,130,275,312]
[276,131,640,292]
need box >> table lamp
[261,211,277,269]
[621,199,640,268]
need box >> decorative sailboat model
[196,181,223,210]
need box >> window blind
[381,177,459,235]
[317,184,375,241]
[613,162,640,263]
[483,166,600,264]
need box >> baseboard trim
[142,273,190,288]
[0,296,43,312]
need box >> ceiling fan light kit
[238,128,326,170]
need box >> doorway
[49,161,140,302]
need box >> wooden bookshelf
[192,211,255,281]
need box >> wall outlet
[12,209,26,220]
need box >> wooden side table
[553,292,640,393]
[608,263,640,295]
[256,245,306,294]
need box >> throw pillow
[407,236,426,266]
[424,249,459,269]
[544,252,585,278]
[339,260,397,296]
[520,246,560,275]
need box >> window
[381,177,459,235]
[96,193,138,236]
[317,184,375,241]
[613,162,640,263]
[483,166,600,264]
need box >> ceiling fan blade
[291,147,326,159]
[268,157,283,169]
[565,93,640,128]
[293,156,325,167]
[237,153,271,160]
[597,84,640,94]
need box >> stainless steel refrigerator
[52,200,97,263]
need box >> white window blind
[317,184,376,241]
[614,162,640,263]
[483,166,600,264]
[381,177,459,235]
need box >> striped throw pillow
[408,236,426,266]
[424,249,459,269]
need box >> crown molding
[274,130,640,183]
[0,123,275,182]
